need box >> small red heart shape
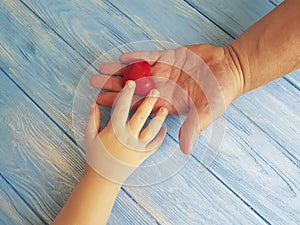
[122,60,155,95]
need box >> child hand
[85,80,168,184]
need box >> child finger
[127,89,160,137]
[96,91,143,109]
[145,128,167,151]
[111,80,136,127]
[85,103,101,143]
[139,107,168,141]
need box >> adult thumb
[178,110,200,154]
[85,103,101,143]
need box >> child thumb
[85,103,101,142]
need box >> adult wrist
[224,42,250,96]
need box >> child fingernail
[150,89,160,97]
[127,80,135,88]
[161,107,168,116]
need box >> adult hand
[90,44,243,154]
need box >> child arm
[52,81,168,225]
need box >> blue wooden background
[1,0,299,224]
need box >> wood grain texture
[0,81,263,223]
[286,70,300,88]
[185,0,275,38]
[0,46,263,225]
[15,0,299,153]
[110,1,300,223]
[269,0,284,5]
[0,1,260,224]
[0,1,86,137]
[0,72,84,224]
[0,1,269,224]
[1,0,299,224]
[233,78,300,160]
[211,106,300,224]
[164,99,300,224]
[108,190,158,225]
[20,0,232,57]
[0,176,43,225]
[126,155,266,225]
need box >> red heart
[122,60,155,95]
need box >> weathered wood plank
[0,72,84,223]
[1,0,298,224]
[17,0,160,63]
[163,78,300,225]
[0,71,159,224]
[152,69,300,224]
[20,0,232,57]
[212,106,300,225]
[108,190,157,225]
[18,0,300,156]
[184,0,275,38]
[0,2,85,137]
[107,1,300,223]
[69,61,268,225]
[13,0,300,160]
[286,70,300,88]
[233,78,300,160]
[0,176,43,225]
[269,0,284,5]
[0,1,270,224]
[126,155,267,225]
[0,68,264,225]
